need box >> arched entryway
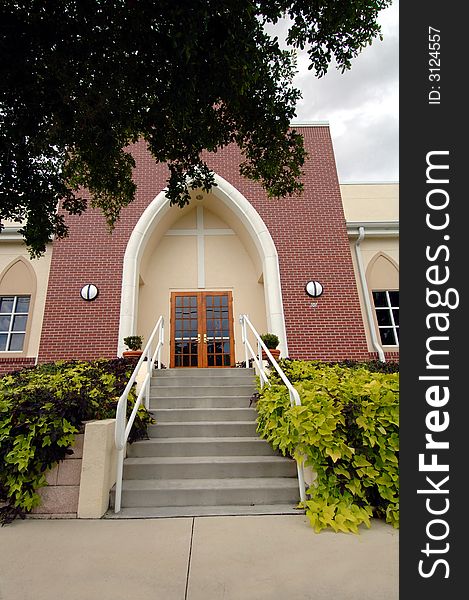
[118,174,288,365]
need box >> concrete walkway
[0,515,398,600]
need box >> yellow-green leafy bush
[0,359,153,524]
[256,361,399,533]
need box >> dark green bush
[260,333,280,349]
[123,336,143,351]
[0,359,153,524]
[256,360,399,533]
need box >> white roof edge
[340,181,399,185]
[0,227,22,241]
[346,221,399,236]
[347,221,399,227]
[290,121,330,127]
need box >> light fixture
[80,284,99,301]
[305,281,324,298]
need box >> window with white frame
[372,290,399,346]
[0,296,31,351]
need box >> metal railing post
[239,313,306,505]
[114,315,164,513]
[296,461,307,503]
[114,448,125,513]
[241,316,249,368]
[257,338,264,388]
[145,347,151,410]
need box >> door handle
[197,333,201,343]
[203,333,207,344]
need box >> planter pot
[122,350,143,361]
[262,348,281,362]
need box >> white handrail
[114,315,164,513]
[240,314,306,503]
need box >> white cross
[165,206,234,288]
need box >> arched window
[366,253,399,347]
[0,259,36,353]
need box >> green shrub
[260,333,280,349]
[123,336,143,351]
[256,360,399,533]
[0,359,153,524]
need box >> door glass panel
[173,295,198,367]
[205,294,231,367]
[172,292,233,368]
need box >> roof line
[290,120,330,126]
[340,181,399,185]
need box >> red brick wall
[38,147,168,362]
[370,351,400,362]
[0,357,36,375]
[201,127,370,360]
[38,126,370,363]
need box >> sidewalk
[0,515,398,600]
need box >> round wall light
[305,281,324,298]
[80,284,99,301]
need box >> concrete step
[105,504,304,518]
[151,375,255,388]
[112,365,301,514]
[151,385,255,397]
[150,407,257,422]
[147,421,258,438]
[154,368,255,378]
[126,437,278,457]
[123,455,297,480]
[110,477,300,508]
[150,396,254,409]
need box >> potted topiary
[123,335,143,360]
[260,333,280,362]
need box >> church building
[0,124,399,375]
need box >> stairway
[108,367,301,517]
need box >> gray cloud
[290,1,399,182]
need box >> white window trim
[0,295,30,352]
[372,290,399,347]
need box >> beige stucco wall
[341,183,399,354]
[136,196,267,366]
[340,183,399,222]
[0,240,52,358]
[348,238,399,353]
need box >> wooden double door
[170,291,235,368]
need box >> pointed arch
[366,252,399,290]
[0,257,37,354]
[0,257,37,296]
[118,174,289,357]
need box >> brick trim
[0,357,36,375]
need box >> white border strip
[118,175,289,357]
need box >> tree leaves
[1,1,390,256]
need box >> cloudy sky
[291,1,399,183]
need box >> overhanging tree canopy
[0,0,391,256]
